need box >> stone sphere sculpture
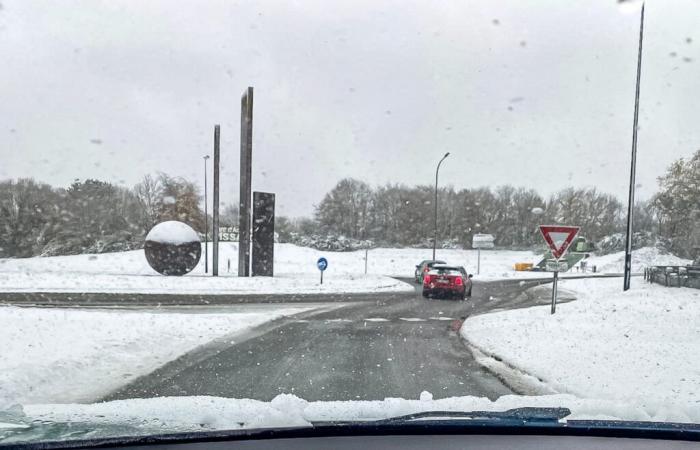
[144,221,201,276]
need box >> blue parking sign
[317,257,328,272]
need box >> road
[104,277,575,402]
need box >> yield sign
[539,225,580,260]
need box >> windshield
[431,268,463,276]
[1,0,700,445]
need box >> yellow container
[514,262,534,271]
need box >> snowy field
[461,277,700,422]
[0,304,319,408]
[0,243,687,294]
[0,243,538,294]
[7,391,693,438]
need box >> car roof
[424,260,446,264]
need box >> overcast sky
[1,0,698,217]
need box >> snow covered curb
[5,391,695,437]
[461,278,700,423]
[0,305,321,407]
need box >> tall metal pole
[433,152,450,260]
[477,248,481,275]
[203,155,210,273]
[239,87,254,277]
[213,125,220,277]
[624,3,645,291]
[551,270,559,314]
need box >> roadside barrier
[645,265,700,289]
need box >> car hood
[2,393,700,446]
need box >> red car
[422,265,473,300]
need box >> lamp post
[433,152,450,260]
[203,155,210,273]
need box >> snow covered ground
[0,243,537,294]
[6,391,693,439]
[0,243,418,294]
[584,246,690,273]
[0,304,319,408]
[461,277,700,423]
[0,243,687,294]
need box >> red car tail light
[423,275,432,284]
[455,276,463,286]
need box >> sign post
[551,270,559,314]
[364,248,369,274]
[317,257,328,284]
[472,233,495,275]
[538,225,580,315]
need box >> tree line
[0,174,206,257]
[0,150,697,258]
[308,150,699,258]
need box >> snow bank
[585,247,691,273]
[8,392,694,438]
[0,305,316,407]
[145,221,199,245]
[461,278,700,422]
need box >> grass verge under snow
[0,305,316,407]
[461,278,700,422]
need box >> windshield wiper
[365,407,571,425]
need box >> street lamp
[433,152,450,260]
[203,155,210,273]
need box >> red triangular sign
[539,225,580,260]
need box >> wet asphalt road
[104,278,575,402]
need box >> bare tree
[134,174,163,230]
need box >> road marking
[429,316,455,321]
[399,318,426,322]
[364,318,389,322]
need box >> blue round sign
[317,257,328,271]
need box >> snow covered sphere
[144,221,201,276]
[531,207,544,215]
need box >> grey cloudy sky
[1,0,698,217]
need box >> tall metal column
[203,155,209,273]
[238,87,254,277]
[212,125,220,277]
[624,3,645,291]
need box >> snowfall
[1,245,698,438]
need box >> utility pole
[624,3,645,291]
[433,152,450,260]
[203,155,210,273]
